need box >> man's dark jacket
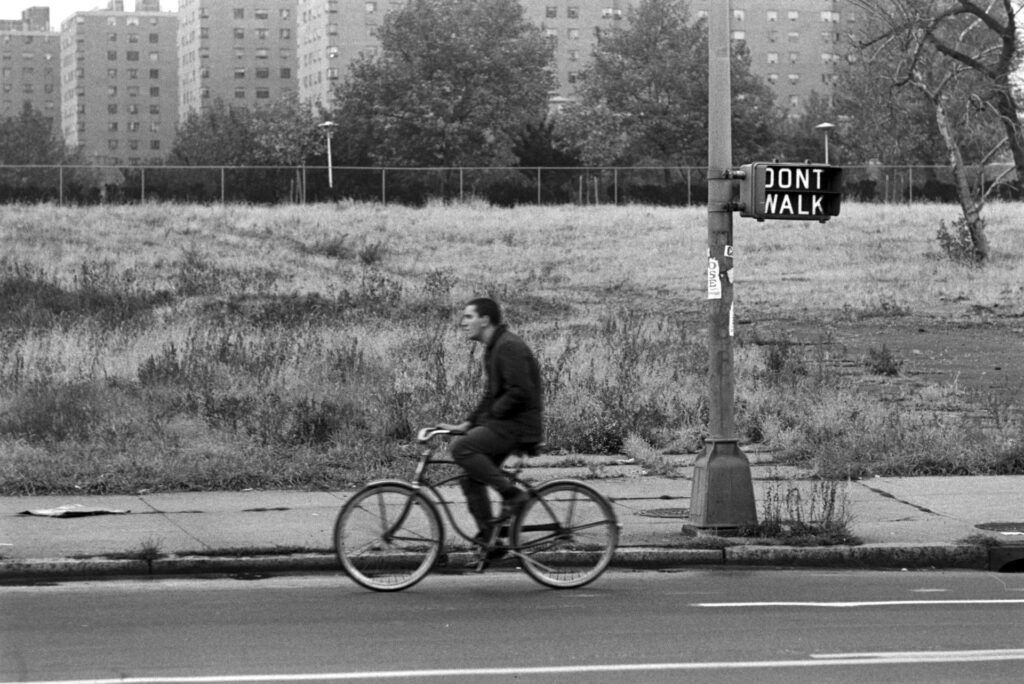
[466,325,543,443]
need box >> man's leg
[451,426,521,534]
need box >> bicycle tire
[334,482,443,592]
[511,480,618,589]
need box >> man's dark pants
[450,426,520,534]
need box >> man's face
[460,305,488,342]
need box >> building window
[280,9,290,19]
[234,88,245,98]
[107,68,117,78]
[108,122,119,132]
[732,31,745,40]
[568,49,578,61]
[149,33,158,44]
[256,88,270,98]
[234,8,245,19]
[788,31,799,42]
[567,28,580,40]
[108,85,117,96]
[280,28,291,39]
[149,104,160,114]
[234,29,245,40]
[128,33,139,43]
[150,140,160,150]
[235,68,246,78]
[128,104,138,115]
[767,10,778,22]
[255,9,269,20]
[365,2,377,13]
[108,139,118,150]
[256,28,268,40]
[127,51,139,61]
[108,32,117,42]
[107,103,118,114]
[788,11,799,21]
[766,52,778,64]
[128,120,140,130]
[128,85,139,96]
[788,73,800,84]
[789,51,800,63]
[256,48,268,59]
[767,73,779,83]
[733,9,744,21]
[255,67,269,78]
[150,68,159,79]
[279,67,291,78]
[567,7,579,19]
[107,50,117,60]
[546,6,556,18]
[149,86,159,96]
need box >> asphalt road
[3,568,1024,683]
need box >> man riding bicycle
[436,297,542,542]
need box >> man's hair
[467,297,502,326]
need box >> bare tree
[852,0,1021,261]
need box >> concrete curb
[0,543,1003,580]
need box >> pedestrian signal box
[738,162,842,222]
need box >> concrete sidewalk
[1,457,1022,579]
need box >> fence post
[59,165,64,206]
[381,168,387,205]
[908,166,913,203]
[140,167,146,202]
[537,167,541,205]
[220,167,225,203]
[687,167,692,206]
[614,168,618,205]
[460,167,464,202]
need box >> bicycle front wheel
[512,480,618,589]
[334,482,443,592]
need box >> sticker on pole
[707,258,722,300]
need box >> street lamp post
[318,120,337,189]
[815,122,835,164]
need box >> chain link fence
[0,163,1017,206]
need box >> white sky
[26,1,180,28]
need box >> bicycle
[333,427,619,592]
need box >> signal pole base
[688,438,757,534]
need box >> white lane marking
[814,649,1024,661]
[12,651,1024,684]
[695,599,1024,608]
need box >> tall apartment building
[690,0,854,113]
[296,0,853,114]
[60,1,179,165]
[177,0,298,122]
[296,0,395,112]
[0,6,60,125]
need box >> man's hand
[435,421,471,435]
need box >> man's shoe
[497,489,529,521]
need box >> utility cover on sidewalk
[976,522,1024,534]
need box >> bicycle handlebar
[416,426,465,443]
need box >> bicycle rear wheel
[512,480,618,589]
[334,482,443,592]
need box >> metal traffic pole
[688,0,757,533]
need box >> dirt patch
[743,305,1024,416]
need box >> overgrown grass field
[1,201,1021,494]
